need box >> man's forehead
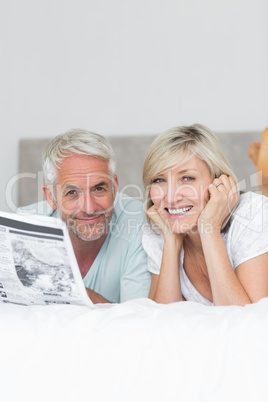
[57,154,110,171]
[56,155,112,180]
[58,173,113,188]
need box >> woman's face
[149,154,213,234]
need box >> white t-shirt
[142,192,268,306]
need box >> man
[19,128,151,303]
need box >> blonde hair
[143,124,238,230]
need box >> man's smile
[73,213,105,225]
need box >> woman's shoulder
[142,224,164,261]
[226,192,268,268]
[238,191,268,208]
[142,223,163,245]
[229,191,268,234]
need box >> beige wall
[1,0,268,211]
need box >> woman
[142,124,268,306]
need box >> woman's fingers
[215,175,238,209]
[147,205,173,237]
[200,175,238,233]
[147,205,164,227]
[212,175,238,200]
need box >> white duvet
[1,297,268,402]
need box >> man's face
[46,155,118,242]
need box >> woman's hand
[198,174,238,234]
[147,204,171,236]
[147,204,184,303]
[147,204,184,243]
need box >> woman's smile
[150,154,212,233]
[165,205,194,217]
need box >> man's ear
[42,185,57,210]
[113,174,119,198]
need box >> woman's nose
[166,181,183,204]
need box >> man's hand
[85,288,111,304]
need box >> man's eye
[66,190,77,196]
[152,178,165,184]
[95,187,106,192]
[182,176,195,182]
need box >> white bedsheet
[1,297,268,402]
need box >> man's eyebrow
[92,180,109,188]
[63,184,80,190]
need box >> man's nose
[80,193,97,214]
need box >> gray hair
[143,124,239,230]
[42,128,116,186]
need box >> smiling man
[19,129,151,303]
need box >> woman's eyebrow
[153,168,198,177]
[162,167,198,174]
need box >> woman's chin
[171,221,198,235]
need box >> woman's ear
[42,185,57,210]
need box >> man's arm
[120,232,151,303]
[86,288,111,304]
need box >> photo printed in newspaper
[0,212,92,306]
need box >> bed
[1,130,267,401]
[1,297,268,402]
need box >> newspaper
[0,211,92,306]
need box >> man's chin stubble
[68,221,109,242]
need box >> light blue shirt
[18,193,151,303]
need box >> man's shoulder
[109,193,145,241]
[113,192,145,223]
[17,201,57,217]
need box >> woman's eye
[182,176,195,182]
[152,178,165,184]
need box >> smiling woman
[149,156,216,235]
[142,124,268,306]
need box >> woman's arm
[200,232,252,305]
[147,205,184,303]
[199,175,266,306]
[201,232,268,305]
[149,235,183,303]
[235,253,268,303]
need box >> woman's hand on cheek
[147,205,170,235]
[198,175,238,234]
[147,205,182,243]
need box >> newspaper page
[0,211,92,306]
